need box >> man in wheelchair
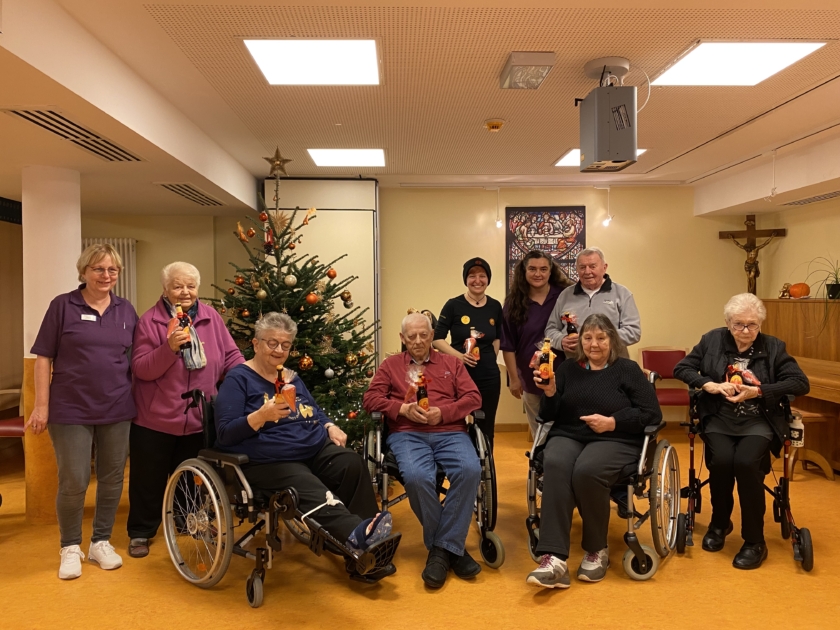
[214,312,399,578]
[363,311,483,589]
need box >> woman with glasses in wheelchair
[674,293,809,570]
[526,314,662,589]
[214,312,396,572]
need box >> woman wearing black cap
[433,257,503,449]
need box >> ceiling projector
[577,57,638,172]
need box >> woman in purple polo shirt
[500,250,572,438]
[127,261,243,558]
[28,243,138,580]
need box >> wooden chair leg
[792,448,835,481]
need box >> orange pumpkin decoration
[789,283,810,298]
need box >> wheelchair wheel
[163,458,233,588]
[365,429,377,486]
[473,426,497,531]
[676,514,687,554]
[650,440,681,558]
[799,528,814,572]
[479,531,505,569]
[622,545,660,581]
[283,517,312,546]
[246,571,264,608]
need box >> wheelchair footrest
[346,532,402,578]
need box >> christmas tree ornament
[340,290,352,302]
[246,227,256,238]
[241,309,251,318]
[315,279,327,293]
[329,390,336,397]
[298,355,314,370]
[251,280,261,290]
[227,287,236,295]
[256,289,268,301]
[259,211,269,222]
[365,369,374,378]
[303,207,317,225]
[290,349,300,357]
[345,353,358,366]
[326,268,338,279]
[234,275,245,286]
[324,367,335,379]
[348,411,358,420]
[264,228,275,255]
[264,146,293,177]
[288,242,296,250]
[220,307,227,314]
[305,292,319,305]
[284,274,297,287]
[343,300,354,309]
[358,350,367,358]
[234,221,249,242]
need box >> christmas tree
[210,148,377,445]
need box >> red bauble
[259,212,269,222]
[348,411,358,420]
[365,369,374,378]
[288,242,296,250]
[241,309,251,318]
[305,293,319,305]
[234,275,245,286]
[220,308,227,314]
[326,268,337,279]
[299,355,314,370]
[227,288,236,295]
[246,227,256,238]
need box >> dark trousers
[704,432,771,544]
[537,436,640,557]
[127,423,204,539]
[474,378,501,449]
[243,439,379,542]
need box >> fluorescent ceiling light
[308,149,385,167]
[500,51,555,89]
[244,39,379,85]
[555,148,646,167]
[652,41,825,86]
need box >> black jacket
[674,327,810,456]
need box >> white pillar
[22,166,82,356]
[21,165,81,524]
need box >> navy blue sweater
[215,364,328,463]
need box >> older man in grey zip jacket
[545,247,641,358]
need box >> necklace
[466,292,486,306]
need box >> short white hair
[724,293,767,323]
[255,312,298,339]
[576,247,606,263]
[401,311,433,334]
[161,261,201,289]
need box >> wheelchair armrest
[644,421,666,437]
[534,414,551,425]
[371,411,385,425]
[473,410,485,421]
[198,448,249,466]
[645,370,662,385]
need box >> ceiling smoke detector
[484,119,505,132]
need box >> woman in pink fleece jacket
[127,261,243,558]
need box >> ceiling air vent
[2,109,143,162]
[157,183,224,206]
[781,191,840,206]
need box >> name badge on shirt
[81,314,98,322]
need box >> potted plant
[805,256,840,300]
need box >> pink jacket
[132,298,244,435]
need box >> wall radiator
[82,238,137,306]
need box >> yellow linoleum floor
[1,428,838,630]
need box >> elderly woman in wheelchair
[162,312,400,606]
[526,314,667,589]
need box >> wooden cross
[720,215,786,295]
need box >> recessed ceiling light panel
[307,149,385,167]
[244,39,380,85]
[652,40,825,86]
[500,51,555,89]
[555,148,645,167]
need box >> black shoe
[422,546,450,589]
[701,521,734,552]
[733,542,768,570]
[450,550,482,579]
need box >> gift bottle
[175,304,192,350]
[562,311,577,335]
[537,338,552,385]
[416,374,430,411]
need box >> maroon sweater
[363,351,482,433]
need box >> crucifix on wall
[719,215,786,295]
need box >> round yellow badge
[461,315,470,324]
[489,318,495,326]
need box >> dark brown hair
[503,251,572,326]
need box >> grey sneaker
[577,547,609,582]
[526,554,570,589]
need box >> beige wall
[758,198,840,299]
[379,186,748,425]
[82,214,216,315]
[0,221,23,412]
[214,215,252,300]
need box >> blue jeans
[387,430,481,555]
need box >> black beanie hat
[463,257,492,285]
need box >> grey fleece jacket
[544,274,641,358]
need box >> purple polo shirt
[499,284,565,396]
[31,285,138,425]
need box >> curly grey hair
[254,312,298,339]
[723,293,767,324]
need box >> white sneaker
[577,547,609,582]
[88,540,123,570]
[59,545,85,580]
[526,554,570,589]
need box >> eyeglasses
[89,267,120,276]
[731,323,760,332]
[259,338,292,351]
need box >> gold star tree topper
[264,147,293,177]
